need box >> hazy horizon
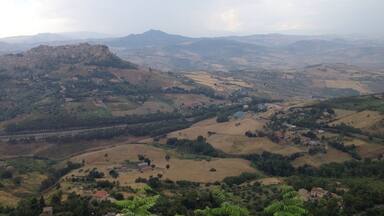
[1,0,384,38]
[1,29,383,41]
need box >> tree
[109,169,119,178]
[216,113,229,123]
[194,187,249,216]
[264,186,308,216]
[115,195,159,216]
[165,154,171,161]
[195,203,249,216]
[11,197,42,216]
[39,196,45,208]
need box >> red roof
[94,190,108,198]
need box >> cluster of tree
[166,136,219,157]
[161,86,224,100]
[329,123,362,135]
[297,159,384,178]
[137,154,152,165]
[0,169,13,179]
[39,161,82,192]
[189,86,224,100]
[87,168,105,179]
[215,105,245,123]
[245,152,295,176]
[0,190,118,216]
[216,112,230,123]
[268,106,333,131]
[96,180,116,189]
[134,177,201,190]
[244,131,257,138]
[222,172,260,186]
[328,141,361,160]
[109,169,119,178]
[308,146,327,155]
[43,127,128,143]
[320,95,384,113]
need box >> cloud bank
[0,0,383,37]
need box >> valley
[0,42,383,216]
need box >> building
[93,190,109,201]
[40,207,53,216]
[299,187,337,201]
[310,187,332,200]
[233,111,245,119]
[257,103,267,111]
[283,123,297,130]
[137,162,152,172]
[309,140,321,146]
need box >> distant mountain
[0,33,70,44]
[224,34,326,47]
[0,32,111,44]
[284,39,353,54]
[102,31,384,71]
[106,29,193,48]
[60,31,112,40]
[1,30,384,71]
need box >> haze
[1,0,384,38]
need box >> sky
[0,0,383,38]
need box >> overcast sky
[0,0,383,38]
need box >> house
[93,190,109,201]
[40,207,53,216]
[310,187,332,200]
[137,162,152,172]
[309,140,321,146]
[266,103,284,111]
[233,111,245,119]
[283,123,297,130]
[257,103,267,111]
[299,187,337,201]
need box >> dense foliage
[166,136,219,157]
[245,152,295,176]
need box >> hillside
[102,30,384,71]
[0,43,227,134]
